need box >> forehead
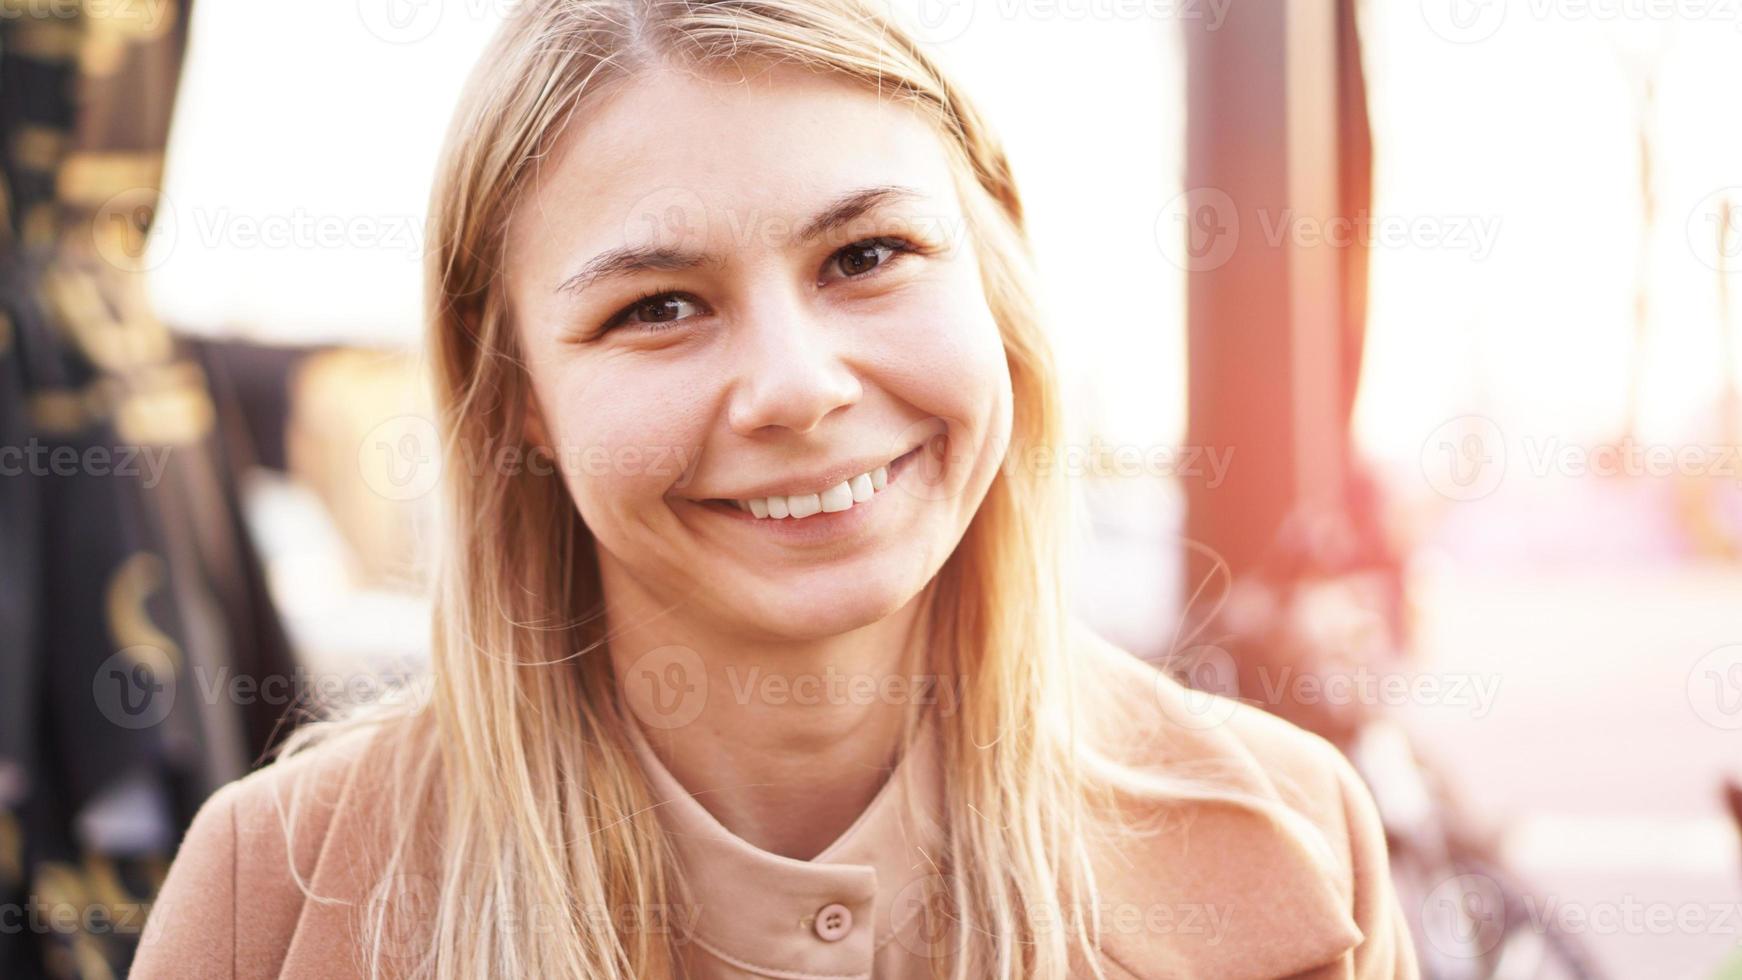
[509,63,964,261]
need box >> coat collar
[1086,648,1366,979]
[624,711,947,979]
[624,657,1363,980]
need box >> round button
[813,903,853,942]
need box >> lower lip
[688,445,926,546]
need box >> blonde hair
[274,2,1324,977]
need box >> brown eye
[827,236,916,280]
[630,295,692,323]
[602,290,704,334]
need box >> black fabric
[0,3,303,977]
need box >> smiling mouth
[703,444,925,521]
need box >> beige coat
[131,645,1419,979]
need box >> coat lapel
[1085,644,1364,980]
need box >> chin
[729,565,927,642]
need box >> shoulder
[132,716,427,980]
[1083,628,1356,813]
[1072,625,1419,980]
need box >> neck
[604,565,935,860]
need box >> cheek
[541,363,711,535]
[870,282,1011,437]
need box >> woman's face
[505,63,1013,641]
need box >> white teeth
[788,493,822,518]
[734,460,896,520]
[820,481,853,513]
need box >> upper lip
[692,444,921,501]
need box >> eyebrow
[553,184,928,298]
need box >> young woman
[134,1,1418,977]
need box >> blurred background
[2,0,1740,977]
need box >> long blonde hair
[278,1,1232,977]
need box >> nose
[725,295,863,436]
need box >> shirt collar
[625,711,946,979]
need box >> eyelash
[596,235,924,336]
